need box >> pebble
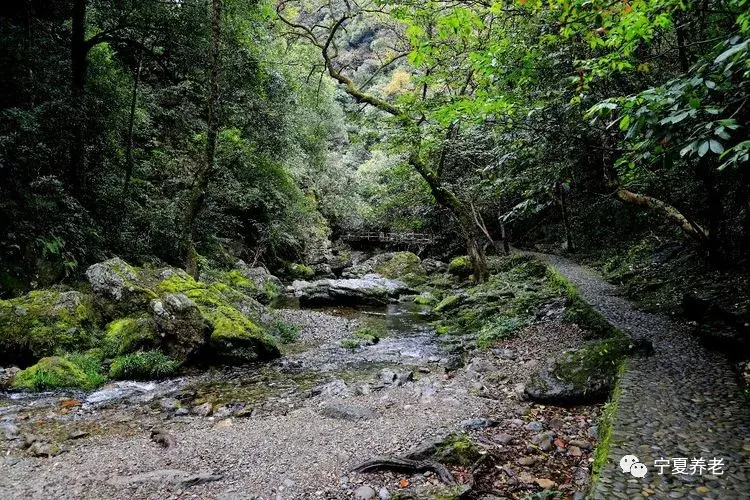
[518,456,539,466]
[567,445,582,457]
[494,433,513,445]
[569,439,591,450]
[531,431,555,451]
[525,421,544,431]
[460,418,499,430]
[2,423,20,440]
[354,485,377,500]
[192,403,213,417]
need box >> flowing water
[0,300,450,417]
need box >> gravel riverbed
[1,301,599,499]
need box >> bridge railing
[341,232,436,245]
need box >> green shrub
[109,350,180,380]
[339,339,361,349]
[477,315,530,348]
[65,351,107,387]
[286,263,314,280]
[273,321,301,343]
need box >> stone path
[540,254,750,499]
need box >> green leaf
[698,141,710,157]
[619,115,631,131]
[709,139,724,154]
[714,41,748,64]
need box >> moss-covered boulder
[103,315,158,356]
[12,356,97,391]
[342,252,426,285]
[202,261,283,304]
[155,270,280,363]
[151,293,211,361]
[434,294,463,313]
[85,257,157,319]
[0,290,99,366]
[286,262,315,280]
[524,337,653,404]
[373,252,426,284]
[447,256,473,279]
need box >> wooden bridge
[341,231,436,245]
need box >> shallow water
[0,300,446,415]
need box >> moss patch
[109,350,181,380]
[339,317,386,349]
[434,294,462,313]
[103,315,157,356]
[447,256,472,278]
[592,360,626,481]
[436,433,481,466]
[12,355,103,391]
[477,315,531,348]
[286,263,314,280]
[0,290,100,366]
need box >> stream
[0,300,453,421]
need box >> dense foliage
[1,0,748,294]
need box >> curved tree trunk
[615,188,709,245]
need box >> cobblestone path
[541,254,750,500]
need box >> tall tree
[183,0,222,278]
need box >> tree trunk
[698,159,724,266]
[183,0,221,279]
[675,15,690,73]
[123,48,143,198]
[743,169,750,264]
[407,149,488,281]
[557,182,574,252]
[70,0,87,198]
[500,221,510,254]
[615,188,709,245]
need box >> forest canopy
[0,0,748,293]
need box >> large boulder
[151,293,211,361]
[342,252,426,285]
[201,261,282,304]
[154,268,280,363]
[524,337,652,404]
[292,274,413,306]
[0,290,99,366]
[85,258,157,318]
[86,259,280,365]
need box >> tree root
[350,456,456,485]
